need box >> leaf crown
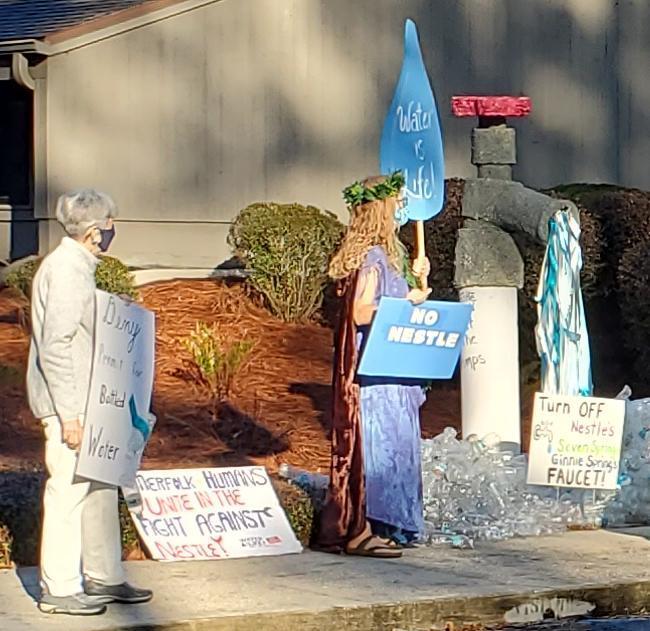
[342,171,405,208]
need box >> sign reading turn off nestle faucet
[527,393,625,490]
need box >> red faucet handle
[451,96,532,118]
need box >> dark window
[0,79,33,207]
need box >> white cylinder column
[459,285,521,451]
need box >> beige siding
[39,0,650,267]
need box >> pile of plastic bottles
[601,388,650,526]
[279,389,650,549]
[420,427,588,548]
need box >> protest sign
[380,19,445,288]
[527,393,625,490]
[357,297,472,380]
[76,290,155,487]
[129,467,302,561]
[380,19,445,221]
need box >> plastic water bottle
[121,485,143,515]
[278,463,299,480]
[278,464,328,490]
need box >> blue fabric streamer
[534,210,593,396]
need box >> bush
[3,254,137,301]
[0,363,22,387]
[118,493,146,560]
[0,471,43,566]
[229,202,344,322]
[399,179,464,301]
[3,258,40,298]
[182,321,254,406]
[0,524,12,569]
[271,478,314,547]
[95,255,139,299]
[399,179,612,382]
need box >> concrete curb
[78,580,650,631]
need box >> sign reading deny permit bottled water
[527,393,625,490]
[357,297,472,380]
[76,291,155,487]
[129,467,302,561]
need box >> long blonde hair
[329,176,404,280]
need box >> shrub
[118,493,146,560]
[271,478,314,547]
[0,363,22,387]
[95,255,139,299]
[183,321,254,406]
[0,471,43,566]
[546,185,650,392]
[399,179,464,301]
[3,254,137,301]
[0,524,12,569]
[3,258,40,298]
[399,180,611,381]
[228,202,344,322]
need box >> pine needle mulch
[0,280,464,473]
[139,279,336,472]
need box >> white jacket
[27,237,98,422]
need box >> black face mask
[98,226,115,252]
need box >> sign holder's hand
[62,418,83,451]
[406,287,432,305]
[413,221,430,290]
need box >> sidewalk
[2,528,650,631]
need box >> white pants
[41,417,125,597]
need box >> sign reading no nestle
[527,393,625,490]
[357,297,472,379]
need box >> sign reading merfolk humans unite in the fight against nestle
[76,290,156,487]
[527,393,625,490]
[358,298,472,380]
[130,467,302,561]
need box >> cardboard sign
[130,467,302,561]
[357,297,472,379]
[527,393,625,490]
[380,19,445,221]
[76,291,156,486]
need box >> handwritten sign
[380,19,445,221]
[129,467,302,561]
[76,291,155,487]
[527,393,625,490]
[357,297,472,379]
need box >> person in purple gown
[315,172,430,557]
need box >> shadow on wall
[38,0,650,267]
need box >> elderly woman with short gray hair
[27,190,152,616]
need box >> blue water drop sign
[380,19,445,221]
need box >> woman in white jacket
[27,190,152,616]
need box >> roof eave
[0,39,52,56]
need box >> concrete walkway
[2,528,650,631]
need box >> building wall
[39,0,650,268]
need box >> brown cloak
[313,271,367,552]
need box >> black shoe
[84,578,153,604]
[38,592,107,615]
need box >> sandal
[345,535,403,559]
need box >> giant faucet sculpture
[451,96,579,453]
